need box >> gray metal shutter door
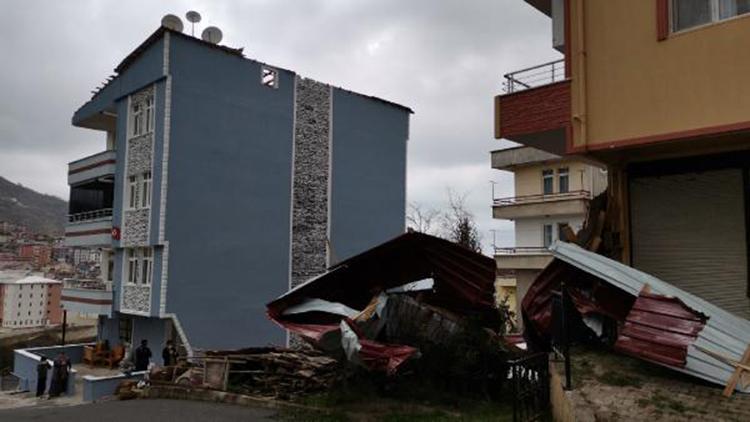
[630,169,749,319]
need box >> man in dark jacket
[134,339,152,371]
[36,356,49,397]
[162,340,178,366]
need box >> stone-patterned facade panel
[122,284,151,314]
[127,134,153,176]
[291,77,331,289]
[123,209,150,246]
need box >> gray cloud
[0,0,561,252]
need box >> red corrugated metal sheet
[522,260,636,346]
[268,231,498,325]
[267,232,497,374]
[614,291,708,367]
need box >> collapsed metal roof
[269,231,498,323]
[549,241,750,393]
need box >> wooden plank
[722,344,750,397]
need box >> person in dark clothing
[135,339,152,371]
[36,356,49,397]
[162,340,178,367]
[48,352,71,398]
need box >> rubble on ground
[522,192,750,395]
[266,232,507,376]
[201,347,342,400]
[126,233,512,401]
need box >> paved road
[0,399,277,421]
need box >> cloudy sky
[0,0,560,252]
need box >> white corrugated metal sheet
[549,241,750,393]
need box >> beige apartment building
[492,146,606,328]
[496,0,750,319]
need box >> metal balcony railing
[494,246,551,255]
[502,59,566,94]
[63,278,110,291]
[493,190,591,207]
[68,208,113,223]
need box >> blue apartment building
[61,26,411,356]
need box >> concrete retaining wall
[12,343,89,395]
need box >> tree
[406,202,440,234]
[441,190,482,253]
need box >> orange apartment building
[497,0,750,319]
[18,244,53,268]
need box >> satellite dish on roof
[185,11,201,36]
[201,26,223,44]
[161,14,184,32]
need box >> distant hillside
[0,176,67,236]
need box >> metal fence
[510,352,550,422]
[493,190,591,207]
[495,246,551,255]
[68,208,113,223]
[503,59,566,94]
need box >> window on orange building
[672,0,750,32]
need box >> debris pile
[266,232,508,379]
[198,347,342,400]
[522,193,750,395]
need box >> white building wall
[515,215,585,247]
[2,283,52,328]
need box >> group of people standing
[35,339,179,399]
[35,353,71,398]
[132,339,178,371]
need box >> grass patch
[596,370,643,388]
[639,392,692,415]
[276,371,516,422]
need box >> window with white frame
[145,95,154,133]
[672,0,750,32]
[558,168,570,193]
[125,248,154,285]
[130,91,155,137]
[126,249,139,284]
[131,101,143,137]
[141,172,152,208]
[543,224,553,248]
[127,173,152,210]
[128,176,138,209]
[542,169,554,195]
[141,248,153,285]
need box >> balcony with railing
[502,59,566,94]
[494,58,570,155]
[61,278,113,317]
[494,246,551,255]
[492,190,590,220]
[68,150,116,186]
[494,246,553,270]
[66,170,114,247]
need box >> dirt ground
[557,346,750,421]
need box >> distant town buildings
[18,243,53,267]
[62,22,410,355]
[0,271,62,328]
[491,146,606,327]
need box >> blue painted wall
[329,89,409,262]
[13,344,88,395]
[164,35,295,349]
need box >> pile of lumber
[201,347,342,400]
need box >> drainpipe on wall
[571,0,588,152]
